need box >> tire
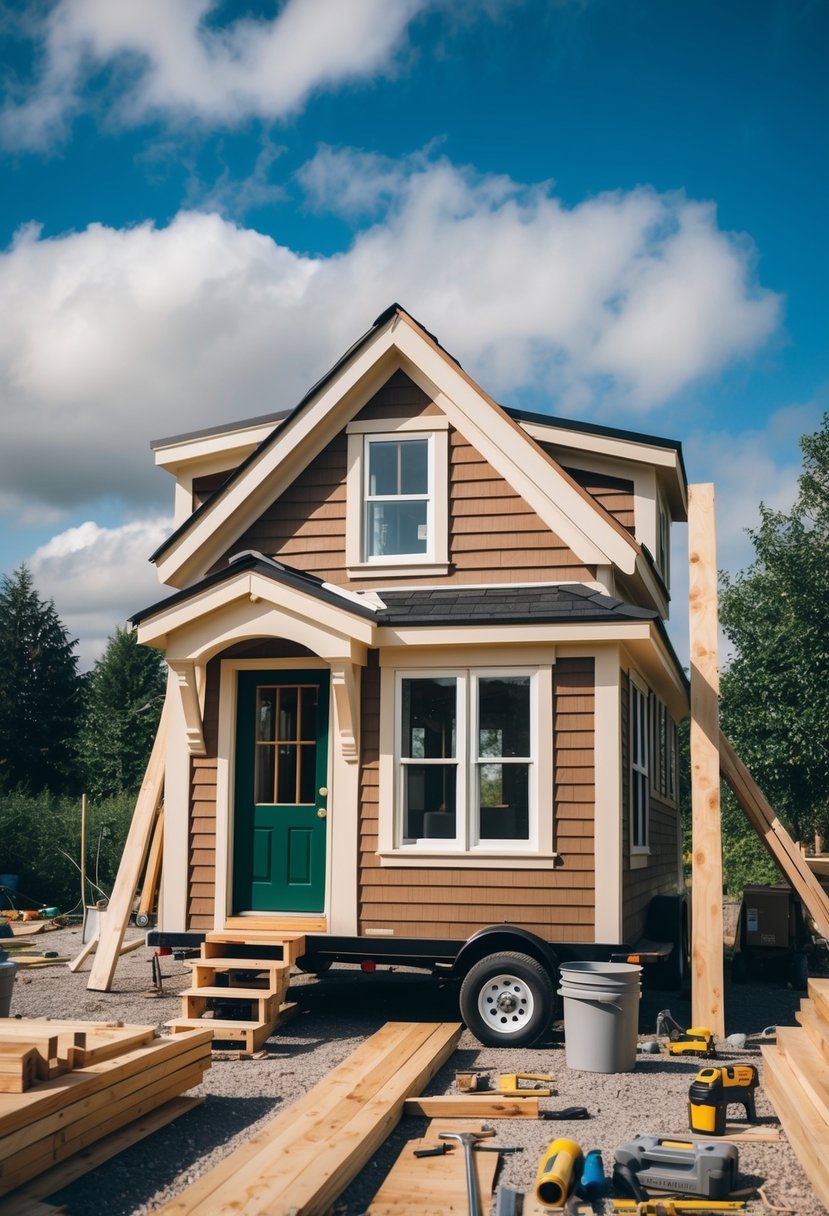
[459,951,555,1047]
[134,912,151,929]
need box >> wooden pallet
[0,1020,212,1199]
[762,977,829,1209]
[155,1021,462,1216]
[168,932,302,1049]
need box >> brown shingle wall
[560,464,636,534]
[357,655,596,942]
[222,371,594,586]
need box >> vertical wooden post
[80,793,88,915]
[689,483,725,1037]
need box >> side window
[656,496,671,588]
[630,677,649,851]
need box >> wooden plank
[0,1097,202,1214]
[366,1120,498,1216]
[688,483,725,1038]
[796,1000,829,1064]
[775,1026,829,1124]
[719,733,829,941]
[762,1044,829,1209]
[88,695,169,991]
[66,934,98,974]
[403,1095,539,1118]
[154,1022,462,1216]
[137,807,164,922]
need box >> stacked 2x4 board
[0,1019,212,1201]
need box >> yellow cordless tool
[656,1009,716,1058]
[688,1065,759,1136]
[499,1072,554,1097]
[611,1202,745,1214]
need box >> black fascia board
[130,553,378,627]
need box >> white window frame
[629,674,650,856]
[364,432,433,562]
[390,666,546,856]
[345,416,449,577]
[656,492,671,589]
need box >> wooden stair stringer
[762,1042,829,1211]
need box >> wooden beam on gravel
[688,483,725,1038]
[87,693,169,992]
[403,1095,540,1118]
[367,1120,498,1216]
[154,1021,462,1216]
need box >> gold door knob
[319,786,328,797]
[317,808,327,818]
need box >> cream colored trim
[629,669,650,858]
[138,568,376,664]
[346,416,451,433]
[330,663,359,762]
[167,660,206,756]
[156,321,401,586]
[329,663,360,933]
[381,644,557,668]
[156,311,640,588]
[161,666,190,933]
[591,646,623,941]
[216,658,331,930]
[377,852,560,869]
[174,478,193,528]
[154,421,277,473]
[376,621,651,648]
[345,424,449,574]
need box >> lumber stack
[0,1019,212,1198]
[762,977,829,1208]
[156,1020,463,1216]
[168,930,306,1051]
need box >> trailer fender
[452,925,559,978]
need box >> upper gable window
[346,417,449,577]
[365,435,431,559]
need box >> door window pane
[278,686,298,741]
[256,688,276,742]
[255,743,275,804]
[299,743,316,805]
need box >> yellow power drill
[688,1064,759,1136]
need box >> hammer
[439,1128,496,1216]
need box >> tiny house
[134,305,689,1044]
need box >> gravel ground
[3,923,827,1215]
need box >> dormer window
[346,415,449,578]
[365,435,431,559]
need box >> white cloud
[0,157,782,524]
[28,517,171,669]
[1,0,429,147]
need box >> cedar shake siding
[560,466,636,534]
[220,371,595,586]
[357,655,596,942]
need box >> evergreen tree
[0,565,82,794]
[79,626,166,798]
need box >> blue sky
[0,0,825,666]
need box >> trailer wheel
[295,956,332,975]
[459,951,555,1047]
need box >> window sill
[348,562,451,579]
[629,851,650,870]
[377,850,559,870]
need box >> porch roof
[375,584,657,626]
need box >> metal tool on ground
[439,1128,495,1216]
[493,1187,520,1216]
[614,1137,739,1201]
[577,1148,607,1202]
[456,1070,491,1092]
[541,1105,590,1120]
[611,1202,746,1214]
[656,1010,717,1058]
[413,1143,523,1157]
[535,1137,584,1206]
[689,1065,759,1136]
[499,1071,553,1096]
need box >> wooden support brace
[87,696,169,991]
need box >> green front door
[233,669,329,913]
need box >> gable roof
[150,305,649,589]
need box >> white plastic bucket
[0,958,16,1017]
[558,961,641,1072]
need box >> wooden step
[796,1000,829,1065]
[808,977,829,1025]
[182,990,282,1024]
[188,961,290,997]
[775,1026,829,1124]
[168,1017,273,1053]
[204,931,306,965]
[762,1043,829,1209]
[187,957,290,974]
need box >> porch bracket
[168,659,207,757]
[331,662,359,762]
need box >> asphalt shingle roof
[375,584,657,626]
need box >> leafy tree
[0,565,82,794]
[78,626,166,798]
[720,413,829,846]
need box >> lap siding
[358,655,596,943]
